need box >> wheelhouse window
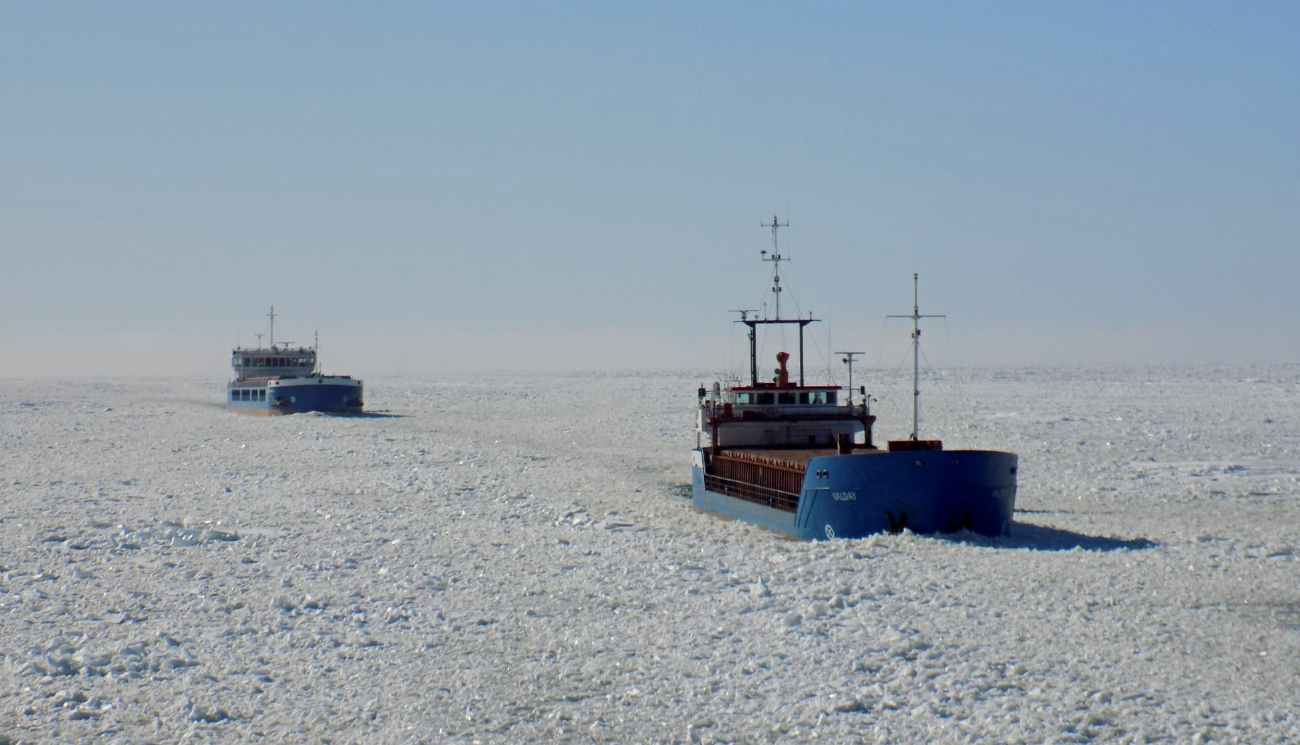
[756,393,775,405]
[735,392,751,404]
[778,392,796,405]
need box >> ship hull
[691,448,1017,540]
[227,376,363,415]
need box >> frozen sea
[1,366,1298,744]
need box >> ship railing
[703,473,800,513]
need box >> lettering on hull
[832,491,857,501]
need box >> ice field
[1,366,1298,743]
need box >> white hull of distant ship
[690,222,1017,540]
[227,309,363,415]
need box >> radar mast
[888,274,944,440]
[741,218,817,386]
[760,215,789,319]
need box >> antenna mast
[887,274,944,440]
[267,305,277,350]
[760,215,789,319]
[742,218,818,386]
[730,310,760,384]
[836,351,864,407]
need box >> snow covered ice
[1,367,1298,743]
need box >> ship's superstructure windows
[757,393,775,405]
[778,392,796,405]
[735,392,751,404]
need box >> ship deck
[705,446,881,466]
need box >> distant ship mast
[888,274,944,441]
[267,305,277,350]
[836,351,865,407]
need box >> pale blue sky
[2,2,1297,376]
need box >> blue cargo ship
[227,307,363,415]
[691,220,1017,539]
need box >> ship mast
[268,305,277,350]
[888,274,943,440]
[760,215,789,320]
[836,351,864,407]
[740,217,817,386]
[729,310,759,384]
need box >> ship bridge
[232,347,317,379]
[699,351,874,450]
[729,386,839,407]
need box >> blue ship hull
[691,448,1017,540]
[228,376,363,416]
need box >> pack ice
[1,367,1297,743]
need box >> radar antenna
[887,274,944,441]
[759,215,789,319]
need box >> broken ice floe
[59,519,247,551]
[10,635,199,679]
